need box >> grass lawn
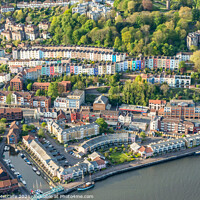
[109,152,133,164]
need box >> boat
[32,166,37,172]
[27,161,32,165]
[36,171,41,176]
[20,153,25,158]
[20,178,26,185]
[35,189,43,194]
[4,146,10,151]
[17,174,22,179]
[15,148,19,153]
[14,172,20,176]
[11,168,15,172]
[195,151,200,155]
[77,172,95,191]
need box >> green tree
[140,132,146,139]
[41,122,47,128]
[109,148,113,152]
[190,50,200,72]
[95,118,108,133]
[27,83,32,91]
[38,129,45,138]
[6,92,12,105]
[8,86,11,91]
[48,83,58,99]
[0,118,6,123]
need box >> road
[0,129,30,196]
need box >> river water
[69,156,200,200]
[3,149,50,193]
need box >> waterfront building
[183,134,200,148]
[7,121,21,145]
[78,132,137,153]
[22,136,63,177]
[149,138,186,155]
[47,121,99,143]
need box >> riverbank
[61,147,199,195]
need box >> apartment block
[0,108,23,121]
[0,73,10,83]
[149,100,167,111]
[30,96,51,108]
[54,89,85,110]
[161,100,200,119]
[150,116,194,135]
[47,121,99,143]
[187,30,200,50]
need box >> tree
[160,84,169,96]
[27,83,32,91]
[35,89,41,96]
[48,83,58,99]
[0,122,6,134]
[95,118,108,133]
[115,147,118,150]
[6,92,12,105]
[0,118,6,123]
[190,50,200,72]
[109,148,113,152]
[140,132,146,139]
[104,152,109,157]
[41,122,47,128]
[8,86,11,91]
[38,129,45,138]
[179,61,186,73]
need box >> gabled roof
[94,95,108,105]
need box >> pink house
[94,158,106,170]
[138,146,153,158]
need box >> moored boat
[32,166,37,172]
[77,182,95,191]
[36,171,41,176]
[77,172,95,191]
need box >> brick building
[10,77,23,91]
[30,96,51,108]
[93,95,108,111]
[0,108,23,121]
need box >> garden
[103,145,139,165]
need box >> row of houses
[47,121,99,143]
[0,91,51,108]
[131,134,200,157]
[12,48,126,62]
[8,63,191,89]
[17,0,70,9]
[78,132,138,154]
